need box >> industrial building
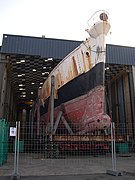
[0,34,135,144]
[0,34,135,177]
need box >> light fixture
[20,60,25,63]
[17,74,25,77]
[44,57,53,62]
[16,60,25,64]
[19,88,25,91]
[16,61,21,64]
[22,92,26,94]
[105,67,109,71]
[18,74,22,77]
[19,84,23,86]
[20,95,26,97]
[48,57,53,61]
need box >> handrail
[87,10,110,28]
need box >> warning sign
[10,127,17,136]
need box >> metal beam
[0,63,7,118]
[53,111,62,134]
[50,75,55,140]
[129,66,135,139]
[61,116,73,135]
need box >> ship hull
[40,62,110,134]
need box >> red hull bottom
[41,85,110,134]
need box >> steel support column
[0,55,8,118]
[129,66,135,139]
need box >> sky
[0,0,135,47]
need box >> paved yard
[0,153,135,178]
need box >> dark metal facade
[1,34,135,66]
[106,44,135,65]
[1,34,82,59]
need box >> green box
[0,119,9,166]
[116,143,129,153]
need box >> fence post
[106,122,123,176]
[11,121,20,180]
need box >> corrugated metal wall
[106,66,135,138]
[1,34,82,59]
[1,35,135,66]
[106,44,135,65]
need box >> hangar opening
[0,34,135,175]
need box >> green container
[0,119,5,165]
[0,119,9,166]
[116,143,129,153]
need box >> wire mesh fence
[0,119,135,176]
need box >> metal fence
[0,120,135,177]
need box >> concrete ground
[0,173,135,180]
[0,153,135,179]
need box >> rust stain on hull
[72,56,78,77]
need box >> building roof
[1,34,82,59]
[106,44,135,65]
[1,34,135,66]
